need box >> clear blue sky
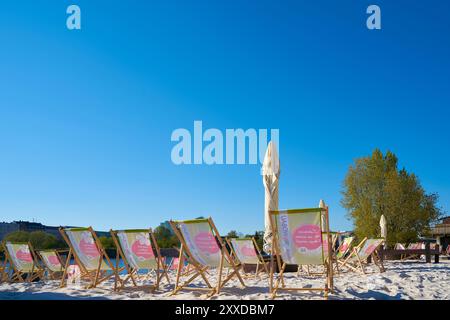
[0,1,449,234]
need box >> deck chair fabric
[37,249,65,280]
[169,218,245,297]
[296,232,338,277]
[336,237,354,260]
[394,243,407,260]
[0,249,6,282]
[59,227,116,288]
[110,229,169,291]
[2,241,44,282]
[228,238,268,278]
[332,236,354,274]
[323,232,338,256]
[269,207,334,299]
[340,238,385,274]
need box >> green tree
[98,236,115,249]
[226,230,238,238]
[245,231,265,252]
[154,225,180,248]
[4,231,66,250]
[341,149,443,246]
[4,231,29,243]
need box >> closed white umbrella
[319,199,327,231]
[262,141,280,253]
[380,214,387,240]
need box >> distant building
[430,216,450,251]
[0,221,110,241]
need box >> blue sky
[0,1,449,234]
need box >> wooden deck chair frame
[1,241,44,283]
[226,237,268,279]
[339,238,385,274]
[172,246,199,277]
[298,232,339,277]
[59,227,118,289]
[169,217,246,297]
[405,242,424,260]
[110,228,170,292]
[333,236,355,274]
[269,207,334,299]
[36,249,67,280]
[394,243,407,260]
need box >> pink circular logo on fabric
[364,244,377,255]
[131,240,154,259]
[79,238,100,258]
[292,224,322,250]
[48,255,60,266]
[171,258,179,270]
[241,245,257,257]
[194,232,220,254]
[16,249,33,262]
[340,243,349,253]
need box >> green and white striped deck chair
[339,238,385,274]
[110,229,170,291]
[59,227,116,288]
[269,207,334,299]
[1,241,44,283]
[36,249,66,280]
[169,217,245,297]
[227,237,268,279]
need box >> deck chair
[339,238,385,274]
[0,247,6,282]
[333,236,354,273]
[405,242,424,259]
[59,227,117,289]
[298,232,339,277]
[1,241,44,282]
[394,243,407,260]
[110,229,170,291]
[227,237,268,279]
[168,257,191,274]
[36,249,66,280]
[169,217,245,297]
[269,207,334,299]
[172,245,203,277]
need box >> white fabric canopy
[380,214,387,239]
[262,141,280,253]
[319,199,327,231]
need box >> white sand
[1,260,449,300]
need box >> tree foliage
[244,231,265,252]
[341,149,443,246]
[98,236,115,249]
[4,231,66,250]
[226,230,238,238]
[153,222,180,249]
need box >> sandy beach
[1,260,449,300]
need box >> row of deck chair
[1,206,386,299]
